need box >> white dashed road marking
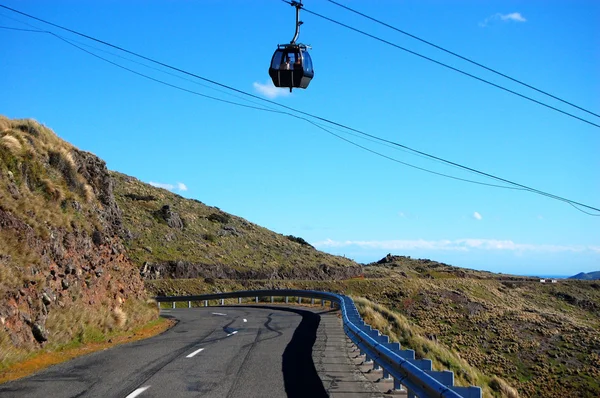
[243,319,247,322]
[186,348,205,358]
[126,385,150,398]
[212,312,227,316]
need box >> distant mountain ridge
[569,271,600,280]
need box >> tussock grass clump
[0,117,102,235]
[353,297,518,397]
[1,134,22,154]
[490,376,519,398]
[1,298,158,371]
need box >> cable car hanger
[289,0,303,45]
[268,0,314,92]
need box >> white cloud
[479,12,527,27]
[398,212,406,218]
[149,181,174,190]
[313,238,595,254]
[253,80,291,99]
[501,12,526,22]
[473,211,483,221]
[149,181,188,192]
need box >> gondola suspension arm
[290,1,303,44]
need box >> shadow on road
[191,304,332,397]
[280,308,328,398]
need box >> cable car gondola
[268,1,314,92]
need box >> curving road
[0,306,381,397]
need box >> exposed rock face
[156,205,184,229]
[140,260,363,281]
[72,149,123,233]
[0,120,150,352]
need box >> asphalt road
[0,305,372,398]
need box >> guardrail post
[311,298,315,305]
[382,369,392,380]
[393,378,405,392]
[154,290,483,396]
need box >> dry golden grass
[1,135,22,154]
[353,296,519,398]
[0,316,174,385]
[83,183,94,203]
[490,376,519,398]
[112,307,127,328]
[0,298,159,375]
[0,116,10,132]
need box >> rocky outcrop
[72,148,123,234]
[0,119,151,353]
[140,260,363,281]
[155,205,184,229]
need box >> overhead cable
[0,7,598,215]
[326,0,600,119]
[0,24,521,192]
[279,0,600,129]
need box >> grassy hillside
[112,171,361,280]
[2,116,597,397]
[147,256,600,397]
[363,256,600,397]
[0,117,156,371]
[569,271,600,280]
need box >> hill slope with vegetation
[0,116,156,372]
[147,255,600,397]
[2,117,598,397]
[0,116,361,373]
[569,271,600,280]
[111,171,361,280]
[362,255,600,397]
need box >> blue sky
[1,0,598,276]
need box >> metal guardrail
[155,289,482,398]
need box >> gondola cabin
[269,45,314,92]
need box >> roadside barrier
[155,289,482,398]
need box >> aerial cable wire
[0,7,598,215]
[0,23,519,192]
[279,0,600,129]
[0,14,281,114]
[1,19,509,185]
[3,2,599,130]
[325,0,600,120]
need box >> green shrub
[207,212,230,224]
